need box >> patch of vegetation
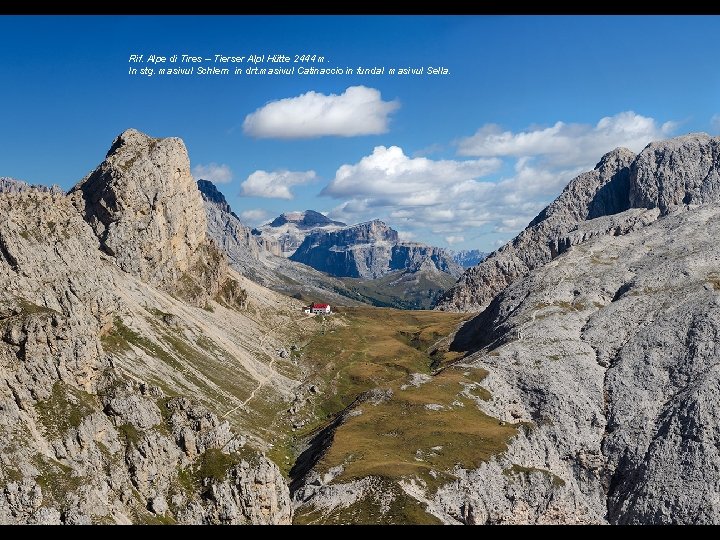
[35,381,98,438]
[33,456,85,508]
[590,255,618,266]
[503,464,566,487]
[16,298,58,316]
[117,423,142,446]
[216,278,248,311]
[289,307,513,496]
[197,448,236,482]
[176,448,251,496]
[176,272,204,304]
[1,465,23,483]
[91,514,117,525]
[707,272,720,291]
[338,270,457,310]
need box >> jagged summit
[437,133,720,312]
[290,219,461,279]
[0,176,63,194]
[268,209,345,229]
[70,128,228,306]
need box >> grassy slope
[101,297,518,524]
[286,306,520,524]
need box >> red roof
[311,303,329,309]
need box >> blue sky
[1,15,719,251]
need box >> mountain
[199,185,461,309]
[0,176,62,194]
[437,133,720,312]
[256,210,345,257]
[8,128,720,525]
[197,180,368,306]
[452,249,487,268]
[292,133,720,524]
[290,219,463,279]
[0,129,295,524]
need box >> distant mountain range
[254,210,346,257]
[452,249,487,268]
[197,184,470,309]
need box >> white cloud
[397,230,415,241]
[712,114,720,133]
[445,235,464,245]
[192,162,233,184]
[323,145,501,206]
[239,209,269,225]
[322,111,676,251]
[458,111,674,168]
[240,169,317,200]
[243,86,399,139]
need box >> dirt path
[222,313,315,417]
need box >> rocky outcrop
[70,129,227,306]
[290,220,463,279]
[425,202,720,524]
[0,177,62,194]
[437,134,720,312]
[0,137,293,524]
[198,179,281,267]
[436,147,636,311]
[629,133,720,212]
[257,210,346,257]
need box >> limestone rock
[437,134,720,313]
[436,147,636,311]
[70,129,227,305]
[0,151,293,524]
[290,219,463,279]
[257,210,346,257]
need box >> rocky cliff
[70,129,227,307]
[436,147,636,311]
[290,220,463,279]
[256,210,345,257]
[198,179,281,265]
[437,133,720,312]
[452,249,487,269]
[0,130,296,524]
[293,133,720,524]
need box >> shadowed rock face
[290,219,463,279]
[437,134,720,313]
[70,129,227,306]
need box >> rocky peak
[629,133,720,213]
[269,210,345,229]
[437,133,720,312]
[70,128,227,305]
[437,146,637,311]
[0,176,63,194]
[323,219,399,245]
[197,178,230,210]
